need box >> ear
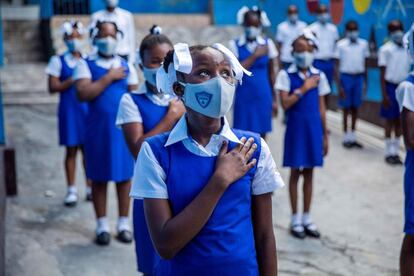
[173,81,184,97]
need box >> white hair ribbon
[60,21,85,36]
[403,23,414,60]
[237,6,250,25]
[173,43,193,74]
[212,43,252,83]
[259,9,271,27]
[302,28,319,49]
[156,63,177,96]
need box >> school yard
[2,71,403,276]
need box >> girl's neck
[71,51,81,59]
[186,113,222,147]
[300,68,308,74]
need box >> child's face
[64,28,82,40]
[293,39,313,54]
[182,47,234,85]
[97,23,117,39]
[244,13,261,28]
[142,43,173,69]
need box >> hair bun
[150,25,162,35]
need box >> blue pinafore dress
[283,70,324,168]
[131,92,168,274]
[147,129,262,276]
[233,39,273,135]
[84,58,134,182]
[58,55,88,146]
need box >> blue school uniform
[146,129,262,276]
[380,81,401,119]
[233,38,273,134]
[58,55,88,146]
[404,150,414,234]
[130,91,169,275]
[313,59,334,87]
[84,58,134,182]
[338,73,364,109]
[283,70,324,168]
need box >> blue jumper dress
[283,70,324,168]
[233,39,273,135]
[130,92,168,275]
[84,58,134,182]
[57,55,88,146]
[146,129,262,276]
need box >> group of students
[44,0,414,275]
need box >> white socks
[292,213,313,226]
[96,217,110,235]
[343,131,356,143]
[85,186,92,196]
[68,186,77,194]
[117,216,130,232]
[385,138,401,157]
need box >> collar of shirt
[287,64,319,79]
[131,84,174,106]
[64,52,85,68]
[89,53,123,69]
[237,34,266,47]
[164,115,241,157]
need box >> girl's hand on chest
[301,75,320,93]
[213,137,258,190]
[107,66,126,81]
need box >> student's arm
[319,95,329,156]
[279,76,320,110]
[276,42,283,69]
[380,67,389,107]
[252,193,277,275]
[48,75,74,93]
[144,137,258,259]
[334,58,344,99]
[241,45,268,70]
[76,67,126,101]
[268,59,278,117]
[363,58,368,97]
[402,108,414,150]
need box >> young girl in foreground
[276,35,330,239]
[130,43,284,275]
[116,26,184,275]
[74,21,138,245]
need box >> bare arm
[144,138,258,259]
[279,75,320,110]
[334,58,344,98]
[268,59,278,117]
[241,45,268,70]
[380,66,389,106]
[402,108,414,150]
[319,95,329,156]
[363,58,368,96]
[252,193,277,276]
[276,42,283,69]
[48,75,74,94]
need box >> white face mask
[293,52,314,69]
[94,37,118,56]
[245,26,262,40]
[65,38,83,53]
[391,31,404,44]
[317,13,330,24]
[288,14,298,24]
[105,0,118,8]
[181,76,236,119]
[347,31,359,41]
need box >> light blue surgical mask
[317,13,330,24]
[245,26,262,40]
[347,31,359,42]
[180,76,236,119]
[65,38,83,53]
[105,0,118,8]
[390,31,404,44]
[294,52,314,69]
[288,14,299,24]
[94,37,117,56]
[142,66,159,87]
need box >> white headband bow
[156,43,252,95]
[236,5,271,27]
[60,21,84,36]
[403,23,414,59]
[302,28,319,49]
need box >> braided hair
[90,20,123,40]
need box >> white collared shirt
[334,38,369,74]
[307,22,339,60]
[275,65,331,96]
[378,41,412,84]
[228,34,278,59]
[130,116,285,199]
[45,52,84,77]
[73,54,138,85]
[90,7,136,61]
[276,20,307,63]
[396,72,414,112]
[116,84,175,127]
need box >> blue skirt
[380,82,400,119]
[404,150,414,235]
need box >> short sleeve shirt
[378,41,412,84]
[334,38,369,74]
[228,35,278,59]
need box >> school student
[116,26,185,275]
[334,20,369,148]
[74,21,139,246]
[276,35,330,239]
[396,25,414,276]
[45,21,91,206]
[308,4,339,89]
[276,5,307,70]
[130,42,285,275]
[379,20,411,165]
[229,6,278,139]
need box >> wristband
[293,89,303,98]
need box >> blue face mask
[294,52,314,69]
[142,66,159,88]
[94,37,117,56]
[180,76,236,119]
[317,13,330,24]
[245,26,262,40]
[390,31,404,44]
[65,38,83,53]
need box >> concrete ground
[4,102,403,276]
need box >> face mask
[105,0,118,8]
[294,52,314,69]
[65,38,83,53]
[181,76,235,119]
[288,14,298,24]
[245,26,262,40]
[94,37,117,56]
[317,13,330,24]
[390,31,404,44]
[347,31,359,42]
[142,66,159,88]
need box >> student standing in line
[276,35,330,239]
[45,21,91,206]
[276,5,307,70]
[229,6,278,139]
[397,25,414,276]
[131,42,285,275]
[74,21,138,246]
[116,26,185,275]
[334,20,369,149]
[379,20,411,165]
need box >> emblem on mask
[195,92,212,108]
